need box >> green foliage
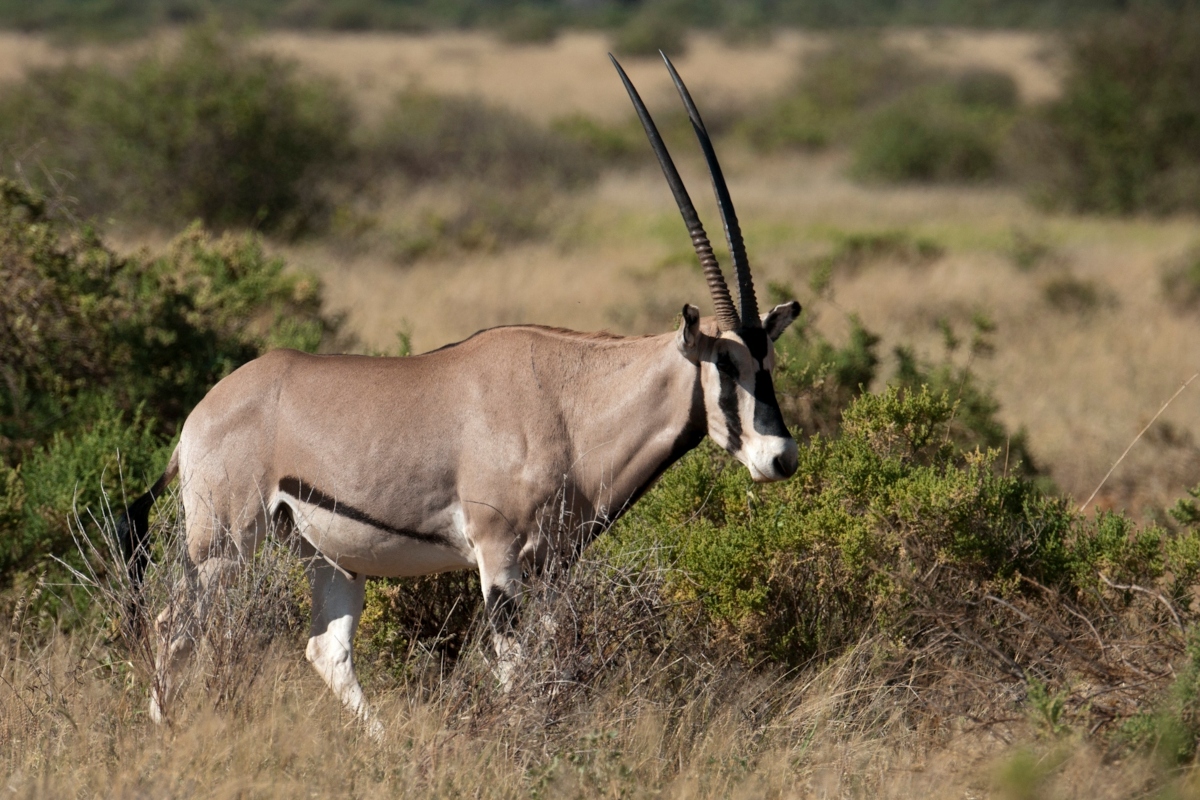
[741,35,928,151]
[1026,678,1070,737]
[551,114,644,164]
[1006,227,1057,271]
[1122,628,1200,764]
[499,4,563,43]
[0,395,172,578]
[892,323,1042,479]
[809,229,945,273]
[742,37,1016,183]
[1162,245,1200,311]
[773,314,881,439]
[1041,274,1107,314]
[0,180,338,582]
[611,3,687,58]
[0,27,352,232]
[1025,8,1200,214]
[0,0,1172,40]
[852,86,1011,183]
[366,90,597,189]
[356,572,481,681]
[0,180,332,455]
[608,385,1200,665]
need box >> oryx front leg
[305,559,381,738]
[477,542,524,691]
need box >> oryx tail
[117,446,179,619]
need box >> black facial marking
[716,352,743,452]
[740,327,771,363]
[753,370,791,438]
[486,584,520,633]
[278,476,448,546]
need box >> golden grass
[0,28,1059,122]
[3,618,1177,799]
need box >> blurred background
[4,0,1200,570]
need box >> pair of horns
[610,52,759,332]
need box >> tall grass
[4,468,1199,797]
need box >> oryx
[118,54,802,733]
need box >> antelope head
[612,54,801,482]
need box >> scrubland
[5,18,1200,798]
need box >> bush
[0,27,353,232]
[742,37,1016,183]
[852,89,1007,182]
[1023,8,1200,214]
[365,90,598,189]
[1162,245,1200,311]
[611,4,687,58]
[0,180,339,580]
[740,36,930,151]
[607,385,1200,667]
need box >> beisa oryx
[118,53,802,734]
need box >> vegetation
[741,37,1018,183]
[1025,7,1200,214]
[0,27,352,233]
[0,0,1179,39]
[0,179,336,589]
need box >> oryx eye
[716,352,740,379]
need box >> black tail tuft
[117,489,158,637]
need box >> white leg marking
[306,559,382,739]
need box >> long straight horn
[609,54,740,332]
[661,53,760,329]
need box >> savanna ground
[5,24,1200,798]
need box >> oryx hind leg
[149,555,241,723]
[305,556,382,738]
[475,539,525,691]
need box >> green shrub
[551,113,644,164]
[1162,245,1200,311]
[743,38,1017,183]
[1041,274,1107,314]
[953,68,1019,111]
[0,395,173,579]
[500,4,563,43]
[740,36,929,151]
[852,90,1006,183]
[0,181,334,455]
[611,5,687,58]
[0,181,339,582]
[773,315,881,439]
[0,27,353,232]
[365,89,597,189]
[1023,8,1200,214]
[607,385,1200,666]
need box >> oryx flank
[118,54,802,734]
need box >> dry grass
[0,506,1180,800]
[1,503,1184,799]
[0,29,1059,123]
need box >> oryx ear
[762,301,801,341]
[676,303,701,357]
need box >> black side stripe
[278,476,447,546]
